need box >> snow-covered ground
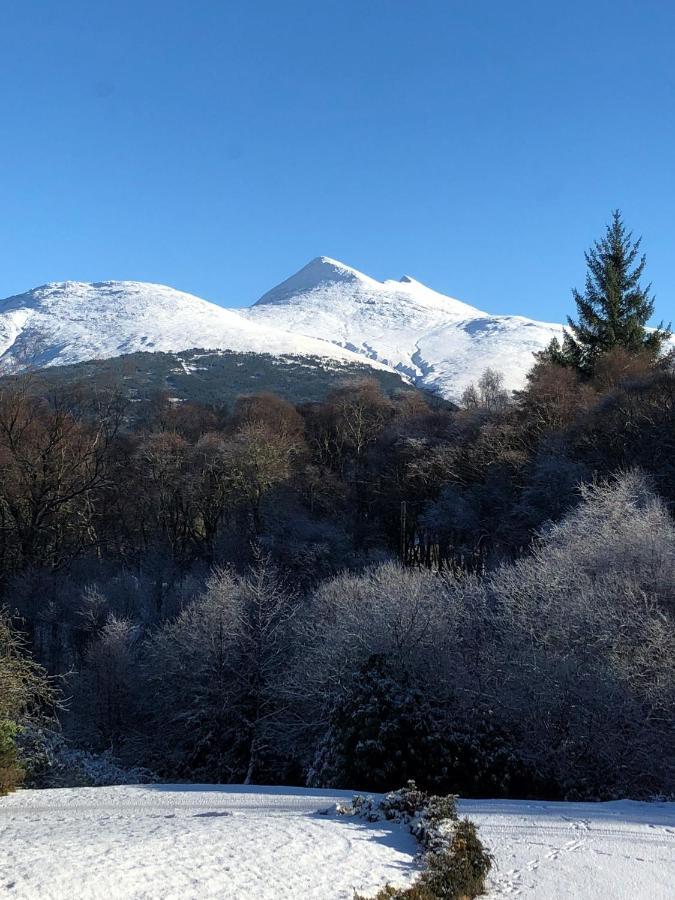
[0,786,673,899]
[461,798,675,899]
[0,785,419,900]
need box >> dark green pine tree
[551,211,670,374]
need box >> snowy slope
[0,785,673,899]
[0,267,563,398]
[0,281,391,375]
[4,264,669,399]
[247,257,564,397]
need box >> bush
[373,825,491,900]
[18,725,155,788]
[423,821,493,899]
[309,654,539,798]
[0,720,23,795]
[310,655,449,792]
[0,611,55,795]
[345,783,492,900]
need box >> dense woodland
[2,213,674,799]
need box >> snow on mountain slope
[0,281,391,375]
[6,263,667,399]
[247,257,564,397]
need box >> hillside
[2,263,670,401]
[0,267,566,400]
[11,347,426,413]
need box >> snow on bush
[19,726,155,788]
[337,782,492,900]
[340,783,458,852]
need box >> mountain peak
[303,256,373,282]
[254,256,378,307]
[246,257,568,398]
[255,257,486,321]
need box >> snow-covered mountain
[0,263,567,398]
[0,280,390,375]
[247,257,564,397]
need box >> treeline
[1,211,674,798]
[7,470,674,799]
[2,343,673,614]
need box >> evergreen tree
[557,211,670,374]
[309,654,448,792]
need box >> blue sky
[1,0,673,324]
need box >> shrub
[18,725,155,788]
[345,783,492,900]
[372,825,491,900]
[0,610,55,795]
[0,720,23,795]
[424,820,493,899]
[310,654,537,798]
[311,655,449,792]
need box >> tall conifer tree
[555,211,670,373]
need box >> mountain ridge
[0,278,389,376]
[0,260,574,398]
[247,257,563,396]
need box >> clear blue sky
[1,0,674,324]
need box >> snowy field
[0,786,673,900]
[462,798,675,899]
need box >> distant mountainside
[246,257,564,397]
[12,348,427,416]
[0,261,574,399]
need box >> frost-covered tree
[144,554,299,782]
[70,615,141,754]
[483,470,675,796]
[300,471,675,798]
[461,368,509,412]
[300,562,450,697]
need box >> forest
[2,213,674,800]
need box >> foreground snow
[0,786,673,899]
[0,785,418,899]
[461,798,675,899]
